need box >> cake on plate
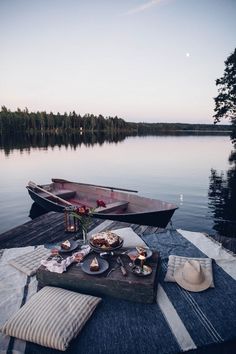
[90,257,100,271]
[91,231,120,248]
[61,240,71,250]
[136,246,147,257]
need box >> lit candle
[138,255,145,270]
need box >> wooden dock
[0,211,161,249]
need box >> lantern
[64,206,78,233]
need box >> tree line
[0,47,235,136]
[0,106,133,135]
[0,106,231,135]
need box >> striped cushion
[9,246,50,276]
[164,255,214,287]
[1,286,101,351]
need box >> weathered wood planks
[0,212,161,303]
[37,251,160,303]
[0,212,159,249]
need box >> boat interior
[37,184,130,214]
[34,181,176,214]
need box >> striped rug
[26,229,236,354]
[1,227,236,354]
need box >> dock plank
[0,212,144,248]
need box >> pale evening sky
[0,0,235,123]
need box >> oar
[28,181,126,213]
[28,181,72,207]
[51,178,138,193]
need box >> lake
[0,134,235,239]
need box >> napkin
[40,245,91,273]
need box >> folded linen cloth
[164,254,214,287]
[9,246,51,276]
[40,245,91,273]
[41,256,74,273]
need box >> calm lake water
[0,134,235,238]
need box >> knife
[117,256,127,276]
[100,250,129,259]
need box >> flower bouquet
[71,199,106,243]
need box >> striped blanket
[1,229,236,353]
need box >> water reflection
[208,126,236,240]
[0,131,131,156]
[0,131,229,156]
[29,202,48,219]
[0,130,233,241]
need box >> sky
[0,0,235,124]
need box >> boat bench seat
[40,189,76,200]
[95,201,129,213]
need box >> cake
[90,257,99,271]
[136,246,147,257]
[61,240,71,250]
[91,231,120,248]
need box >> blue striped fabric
[144,230,236,349]
[26,230,236,354]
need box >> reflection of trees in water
[0,131,133,156]
[208,126,236,244]
[209,166,236,237]
[0,131,231,156]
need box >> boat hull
[27,188,65,213]
[92,208,176,228]
[26,182,178,228]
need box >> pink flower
[96,199,106,208]
[76,206,90,216]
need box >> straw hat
[174,260,212,292]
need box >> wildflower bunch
[72,199,106,234]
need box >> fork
[106,266,119,277]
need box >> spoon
[100,251,115,259]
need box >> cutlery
[116,256,127,276]
[100,250,129,259]
[106,266,119,277]
[100,251,115,259]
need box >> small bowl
[132,264,152,277]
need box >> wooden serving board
[37,250,160,304]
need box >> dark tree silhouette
[213,48,236,124]
[208,125,236,243]
[208,164,236,238]
[0,106,231,136]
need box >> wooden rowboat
[26,178,178,228]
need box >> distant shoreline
[172,129,231,133]
[0,106,231,135]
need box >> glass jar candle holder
[64,206,78,233]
